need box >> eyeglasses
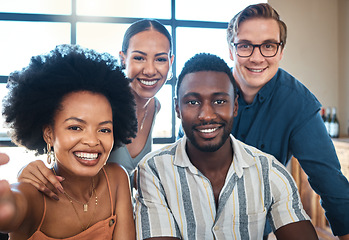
[232,42,283,57]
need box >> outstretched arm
[17,160,64,200]
[0,157,36,233]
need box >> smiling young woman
[0,44,137,239]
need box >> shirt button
[261,144,265,149]
[109,219,115,227]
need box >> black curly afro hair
[2,44,138,155]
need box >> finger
[37,165,64,194]
[0,153,9,166]
[19,177,59,201]
[18,160,62,195]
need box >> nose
[82,131,100,147]
[249,46,265,63]
[142,61,157,77]
[198,102,216,121]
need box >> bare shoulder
[103,163,129,187]
[13,181,44,203]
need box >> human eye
[133,55,144,61]
[156,57,168,63]
[262,43,277,50]
[68,125,82,131]
[237,43,251,49]
[99,128,112,133]
[186,100,200,105]
[214,99,227,105]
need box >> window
[0,0,265,182]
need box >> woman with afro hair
[0,44,137,239]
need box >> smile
[139,79,158,86]
[74,152,99,161]
[247,67,266,73]
[199,127,218,133]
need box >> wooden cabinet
[291,138,349,240]
[333,138,349,180]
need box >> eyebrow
[131,50,169,57]
[236,39,279,44]
[182,92,230,98]
[64,117,113,125]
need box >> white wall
[338,0,349,136]
[269,0,349,136]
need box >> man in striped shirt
[135,53,318,240]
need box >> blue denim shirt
[177,68,349,236]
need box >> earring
[46,143,55,165]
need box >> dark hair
[176,53,237,99]
[121,19,173,56]
[227,3,287,48]
[2,44,138,155]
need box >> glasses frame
[232,42,283,58]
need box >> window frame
[0,0,230,145]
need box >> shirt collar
[174,135,257,178]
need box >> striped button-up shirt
[135,135,309,240]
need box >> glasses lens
[235,43,253,57]
[260,43,279,57]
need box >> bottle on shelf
[324,107,331,135]
[329,107,339,138]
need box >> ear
[170,54,175,66]
[43,125,54,146]
[279,47,284,61]
[119,51,126,67]
[174,98,181,119]
[233,96,239,117]
[229,47,235,61]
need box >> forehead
[179,71,234,98]
[57,91,112,118]
[235,18,280,42]
[128,30,170,53]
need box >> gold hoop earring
[47,143,55,165]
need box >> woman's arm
[17,160,64,200]
[0,157,42,233]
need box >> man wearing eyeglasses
[227,3,349,240]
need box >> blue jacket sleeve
[290,111,349,236]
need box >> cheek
[125,63,141,79]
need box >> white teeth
[74,152,98,160]
[249,68,264,73]
[199,128,217,133]
[140,80,157,86]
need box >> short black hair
[176,53,237,99]
[2,44,137,155]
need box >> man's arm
[291,112,349,237]
[268,157,318,239]
[274,221,318,240]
